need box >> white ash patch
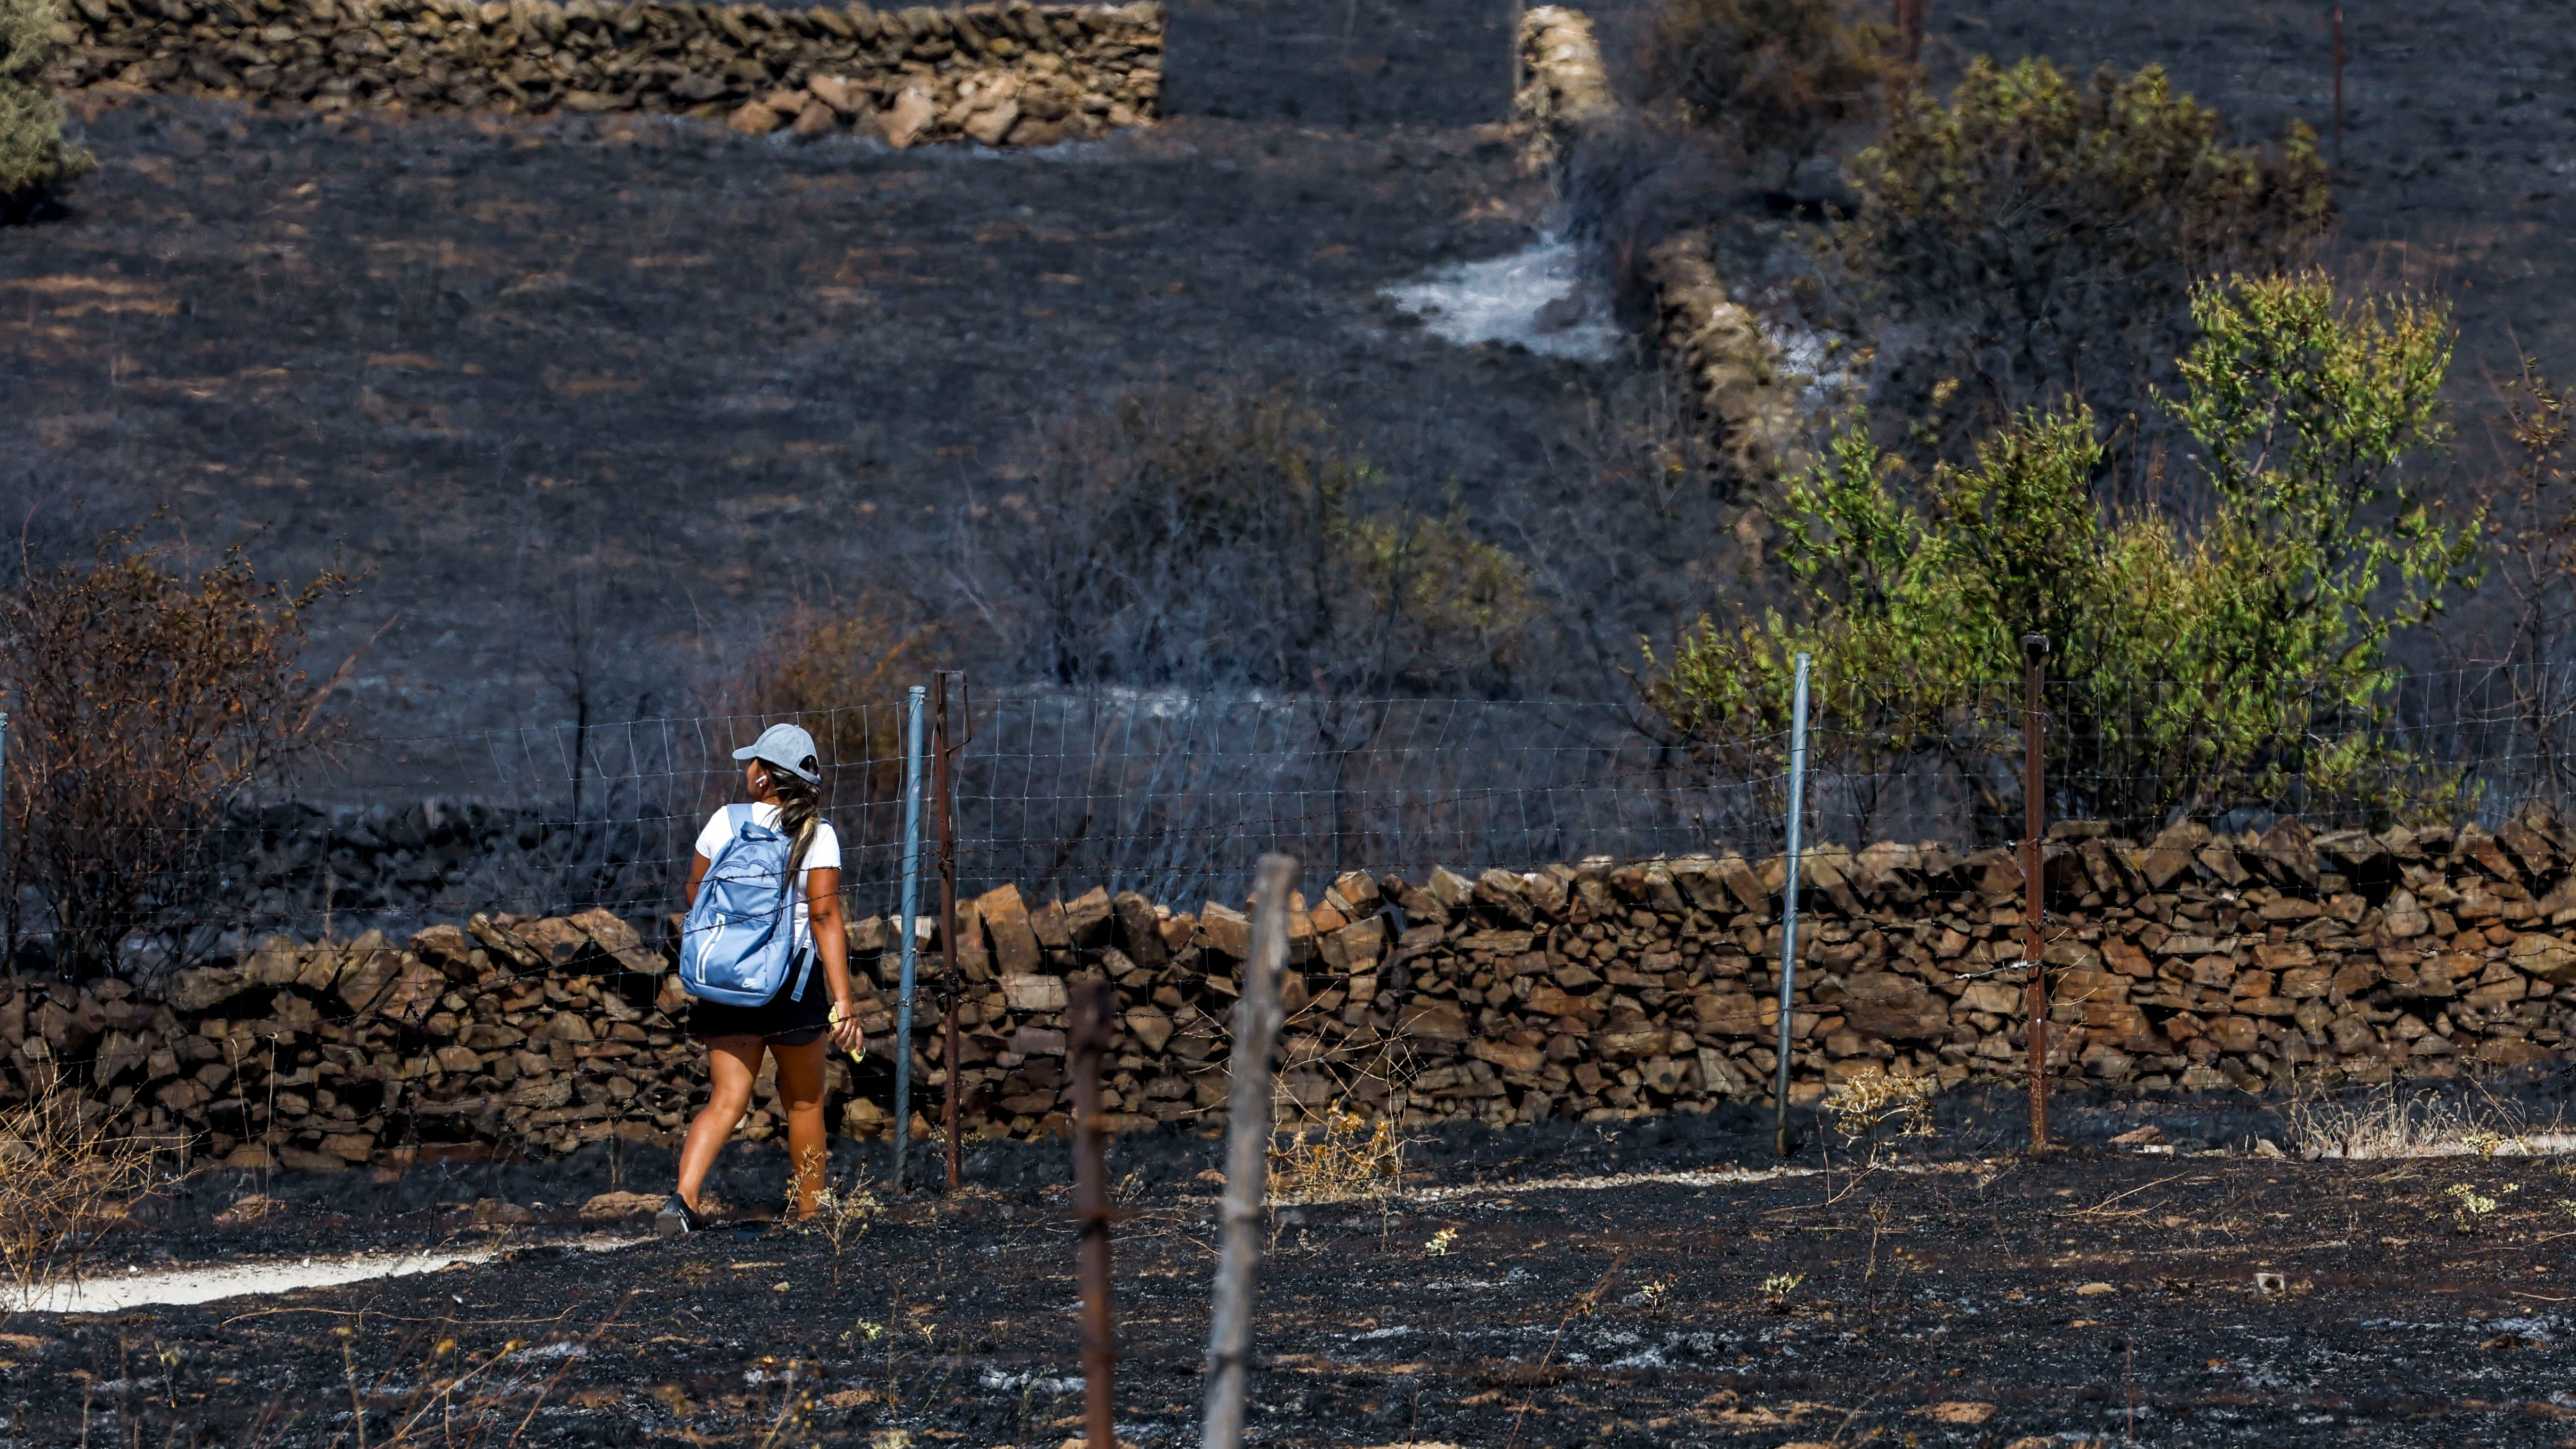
[10,1233,649,1314]
[1756,313,1866,415]
[1383,236,1623,362]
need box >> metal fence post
[1772,653,1811,1158]
[2022,633,2051,1152]
[934,671,972,1190]
[891,686,927,1191]
[1201,852,1294,1449]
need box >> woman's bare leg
[676,1036,765,1212]
[773,1039,830,1218]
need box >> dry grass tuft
[1821,1064,1934,1151]
[1267,1104,1405,1206]
[0,1072,170,1306]
[2284,1082,2571,1161]
[800,1151,884,1290]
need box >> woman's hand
[830,1000,866,1058]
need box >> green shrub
[1648,0,1892,178]
[1842,57,2331,449]
[1,0,92,213]
[1648,273,2480,831]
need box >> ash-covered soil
[7,0,2576,740]
[15,1084,2576,1447]
[0,48,1586,742]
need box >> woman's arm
[808,866,864,1054]
[684,851,711,909]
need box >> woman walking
[659,722,865,1235]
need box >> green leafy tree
[1,0,92,215]
[1841,57,2331,461]
[1649,273,2480,832]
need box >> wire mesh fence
[14,664,2576,969]
[182,693,1794,941]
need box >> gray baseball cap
[732,722,822,783]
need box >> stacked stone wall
[10,814,2576,1172]
[56,0,1165,146]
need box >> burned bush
[0,532,354,977]
[1645,0,1892,182]
[976,390,1535,697]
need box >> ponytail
[770,759,823,896]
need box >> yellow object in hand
[827,1002,866,1065]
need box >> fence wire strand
[13,667,2576,967]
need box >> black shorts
[685,957,829,1046]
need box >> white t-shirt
[694,804,842,957]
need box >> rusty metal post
[2331,4,2346,164]
[2021,633,2050,1152]
[1201,854,1294,1449]
[1070,979,1119,1449]
[933,671,962,1190]
[1896,0,1923,65]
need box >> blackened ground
[131,1066,2576,1247]
[22,1078,2576,1448]
[0,81,1584,748]
[1162,0,1514,125]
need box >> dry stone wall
[57,0,1164,146]
[12,814,2576,1172]
[1511,5,1609,172]
[1510,6,1809,479]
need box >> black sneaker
[654,1194,707,1238]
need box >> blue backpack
[679,804,815,1007]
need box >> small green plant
[1759,1271,1804,1309]
[1,0,94,215]
[2445,1182,2518,1234]
[1424,1226,1458,1256]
